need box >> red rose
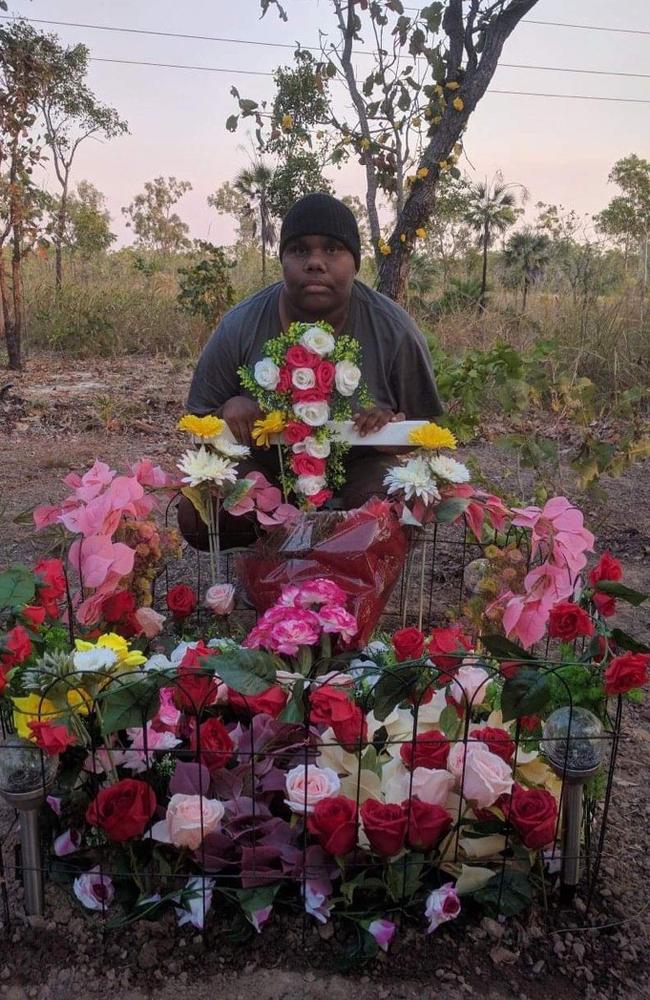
[102,591,137,623]
[166,583,196,619]
[28,721,77,756]
[34,558,66,618]
[403,798,452,851]
[593,635,616,663]
[192,716,234,772]
[307,795,358,855]
[1,625,32,668]
[508,784,557,850]
[307,489,332,508]
[519,715,540,734]
[85,778,157,842]
[604,652,650,696]
[277,366,292,393]
[286,345,319,368]
[392,627,426,662]
[21,605,47,628]
[283,421,311,445]
[429,625,473,677]
[291,453,327,478]
[589,552,623,586]
[470,726,515,764]
[228,685,287,718]
[174,642,219,712]
[360,799,408,856]
[0,667,8,695]
[291,386,326,403]
[331,703,367,751]
[592,592,617,618]
[400,729,450,770]
[314,361,335,394]
[500,661,523,679]
[548,601,594,641]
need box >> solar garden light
[541,707,605,901]
[0,736,59,916]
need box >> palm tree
[464,174,524,309]
[503,228,552,312]
[233,162,277,283]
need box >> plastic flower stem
[276,443,289,506]
[127,843,145,894]
[94,702,120,786]
[320,633,332,662]
[417,539,427,631]
[206,490,221,585]
[297,645,312,677]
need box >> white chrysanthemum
[254,357,280,389]
[73,647,118,673]
[384,457,441,504]
[429,455,471,484]
[178,446,238,488]
[300,325,335,357]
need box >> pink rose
[296,579,347,607]
[286,345,320,369]
[134,606,166,638]
[291,453,327,478]
[150,793,225,851]
[383,764,454,807]
[448,662,491,709]
[267,609,322,655]
[156,687,181,731]
[204,583,235,616]
[317,605,358,643]
[425,883,460,934]
[447,742,513,809]
[284,764,341,814]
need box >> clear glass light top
[0,736,59,794]
[541,706,604,774]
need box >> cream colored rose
[204,583,235,616]
[381,758,454,807]
[293,400,329,427]
[300,326,335,357]
[304,436,331,459]
[448,742,513,809]
[335,360,361,397]
[296,474,327,496]
[254,357,280,390]
[291,366,316,390]
[284,764,341,814]
[150,794,225,851]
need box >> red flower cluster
[33,558,66,618]
[391,625,473,678]
[470,726,515,764]
[191,716,234,772]
[309,685,367,751]
[604,652,650,697]
[548,601,594,642]
[173,641,220,712]
[360,798,451,855]
[166,583,197,620]
[102,590,140,638]
[86,778,157,842]
[28,721,77,756]
[588,552,623,618]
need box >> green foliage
[202,650,277,695]
[473,869,533,917]
[122,176,193,254]
[501,667,551,723]
[177,242,235,326]
[0,566,36,612]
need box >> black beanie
[279,192,361,270]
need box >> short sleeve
[186,318,243,415]
[391,323,444,419]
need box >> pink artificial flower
[303,879,333,924]
[424,883,460,934]
[68,534,135,590]
[284,764,341,814]
[248,905,273,933]
[124,723,181,772]
[54,829,82,857]
[266,609,322,655]
[150,794,225,851]
[317,605,358,643]
[47,795,62,816]
[73,866,115,912]
[512,496,594,575]
[448,662,491,708]
[155,688,181,731]
[66,460,116,503]
[134,606,166,638]
[33,503,64,530]
[204,583,236,616]
[447,742,513,808]
[501,593,550,649]
[296,578,347,608]
[278,585,301,607]
[129,458,172,489]
[367,918,396,953]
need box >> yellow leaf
[446,80,460,90]
[453,97,464,111]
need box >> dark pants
[177,449,397,551]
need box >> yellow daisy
[253,411,286,448]
[408,422,457,451]
[13,694,60,740]
[177,414,225,439]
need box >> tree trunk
[9,225,23,369]
[479,224,489,311]
[377,0,540,302]
[261,233,267,284]
[522,276,529,313]
[55,181,69,293]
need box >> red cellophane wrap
[236,499,408,645]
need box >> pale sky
[6,0,650,245]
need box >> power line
[524,18,650,36]
[88,56,650,103]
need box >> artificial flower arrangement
[1,447,648,961]
[238,321,372,508]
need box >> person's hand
[221,396,263,446]
[352,407,405,438]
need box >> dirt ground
[0,354,649,1000]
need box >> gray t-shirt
[187,280,443,419]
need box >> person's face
[281,234,357,319]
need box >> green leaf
[385,852,424,902]
[480,634,534,661]
[501,666,551,723]
[95,675,164,732]
[473,869,533,917]
[279,677,304,723]
[225,114,239,132]
[438,704,462,739]
[0,566,36,612]
[610,628,650,654]
[434,497,470,523]
[203,650,276,695]
[340,871,385,905]
[595,581,648,606]
[372,665,419,721]
[234,883,280,919]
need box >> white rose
[284,764,341,814]
[291,366,316,390]
[304,436,331,459]
[335,360,361,397]
[296,474,327,496]
[254,357,280,390]
[447,743,513,809]
[300,325,335,357]
[382,759,455,807]
[293,400,329,427]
